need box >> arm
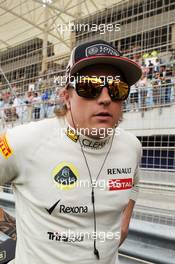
[119,141,142,247]
[0,132,17,186]
[1,120,49,187]
[119,199,135,247]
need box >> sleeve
[0,131,18,186]
[129,141,142,202]
[0,119,56,187]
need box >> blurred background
[0,1,175,263]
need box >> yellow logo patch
[66,127,79,142]
[0,134,13,159]
[52,161,79,190]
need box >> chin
[89,124,115,138]
[93,121,115,129]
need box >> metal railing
[0,82,174,128]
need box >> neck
[66,113,114,140]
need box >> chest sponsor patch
[108,178,133,191]
[0,134,13,159]
[52,161,79,190]
[66,127,79,142]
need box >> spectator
[152,73,161,106]
[3,100,17,122]
[25,91,34,122]
[32,92,41,120]
[161,76,172,105]
[154,58,160,72]
[35,77,43,90]
[146,78,153,108]
[13,94,23,120]
[47,88,64,118]
[41,89,50,118]
[53,88,65,111]
[148,60,154,79]
[0,94,4,120]
[137,74,148,109]
[141,63,149,78]
[160,65,167,78]
[129,84,139,111]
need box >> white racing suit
[0,117,142,264]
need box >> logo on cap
[86,44,119,57]
[87,46,99,56]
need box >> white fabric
[0,117,142,264]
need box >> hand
[118,199,135,247]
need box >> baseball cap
[66,40,142,86]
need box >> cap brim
[70,56,142,86]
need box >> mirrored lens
[73,79,129,100]
[77,80,102,98]
[108,81,129,100]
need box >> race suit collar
[79,134,111,150]
[65,119,113,151]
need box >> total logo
[108,178,133,191]
[45,199,88,215]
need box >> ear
[62,88,71,110]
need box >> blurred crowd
[125,63,175,111]
[0,88,64,123]
[0,61,175,124]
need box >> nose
[97,87,111,105]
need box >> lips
[95,112,112,117]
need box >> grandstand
[0,0,175,263]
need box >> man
[0,40,142,264]
[0,93,4,120]
[148,60,154,79]
[12,93,24,121]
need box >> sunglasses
[69,77,129,101]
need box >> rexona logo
[108,178,133,191]
[45,199,88,215]
[52,161,79,190]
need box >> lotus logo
[87,46,99,55]
[54,166,77,185]
[52,161,79,190]
[62,167,70,178]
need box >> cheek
[69,93,80,108]
[70,96,90,118]
[111,103,122,119]
[112,102,122,112]
[73,96,92,111]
